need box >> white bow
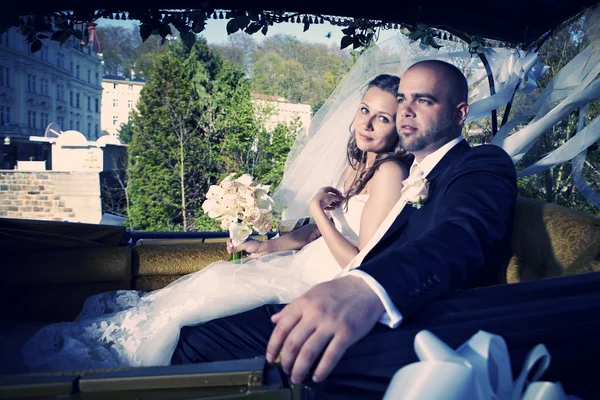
[383,330,581,400]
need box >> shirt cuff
[342,270,403,328]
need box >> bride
[21,73,412,372]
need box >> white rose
[219,214,237,230]
[202,199,225,219]
[255,193,275,213]
[253,213,273,235]
[206,185,224,200]
[401,177,430,208]
[243,206,262,224]
[229,221,252,247]
[222,181,238,195]
[221,194,238,211]
[235,174,255,187]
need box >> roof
[3,0,599,45]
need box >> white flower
[235,174,255,186]
[221,194,238,211]
[253,213,274,235]
[401,176,430,209]
[202,199,225,219]
[219,213,237,230]
[222,181,238,195]
[243,206,262,224]
[255,192,275,213]
[229,221,252,246]
[205,185,224,200]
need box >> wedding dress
[21,195,369,372]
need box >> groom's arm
[357,145,517,320]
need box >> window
[128,99,134,109]
[113,83,117,89]
[95,73,99,85]
[27,74,33,92]
[95,98,99,113]
[41,113,48,128]
[87,69,91,83]
[0,105,5,125]
[0,66,3,86]
[57,116,64,128]
[57,52,64,69]
[70,119,73,130]
[57,84,65,101]
[112,116,118,125]
[40,78,48,96]
[76,65,80,79]
[70,61,73,73]
[87,96,91,111]
[87,122,91,136]
[113,99,118,108]
[76,93,80,108]
[28,111,36,129]
[95,124,99,137]
[32,75,36,93]
[76,120,80,131]
[5,67,9,88]
[69,91,73,106]
[129,84,133,91]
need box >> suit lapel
[377,139,471,242]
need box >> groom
[171,61,518,396]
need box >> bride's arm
[357,161,407,250]
[228,223,322,257]
[310,161,407,268]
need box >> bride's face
[354,87,399,154]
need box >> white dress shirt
[337,136,465,328]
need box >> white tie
[339,163,422,273]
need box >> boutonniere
[401,176,430,209]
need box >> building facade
[100,76,145,137]
[0,26,103,141]
[251,94,311,133]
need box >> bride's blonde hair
[343,74,413,210]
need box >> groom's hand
[266,275,384,384]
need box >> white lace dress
[22,196,368,372]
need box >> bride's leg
[170,304,285,364]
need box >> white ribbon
[383,330,582,400]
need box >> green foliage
[125,36,300,232]
[117,120,135,144]
[248,34,353,111]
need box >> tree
[117,120,135,144]
[128,39,222,231]
[210,32,258,74]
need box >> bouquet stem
[229,251,243,263]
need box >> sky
[96,17,398,47]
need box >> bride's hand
[310,186,343,214]
[227,237,272,258]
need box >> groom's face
[396,66,459,154]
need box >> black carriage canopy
[2,0,600,49]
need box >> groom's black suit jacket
[358,139,517,319]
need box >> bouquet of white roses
[201,173,275,252]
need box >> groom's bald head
[405,60,468,105]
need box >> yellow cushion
[133,242,229,276]
[506,197,600,283]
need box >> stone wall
[0,171,101,223]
